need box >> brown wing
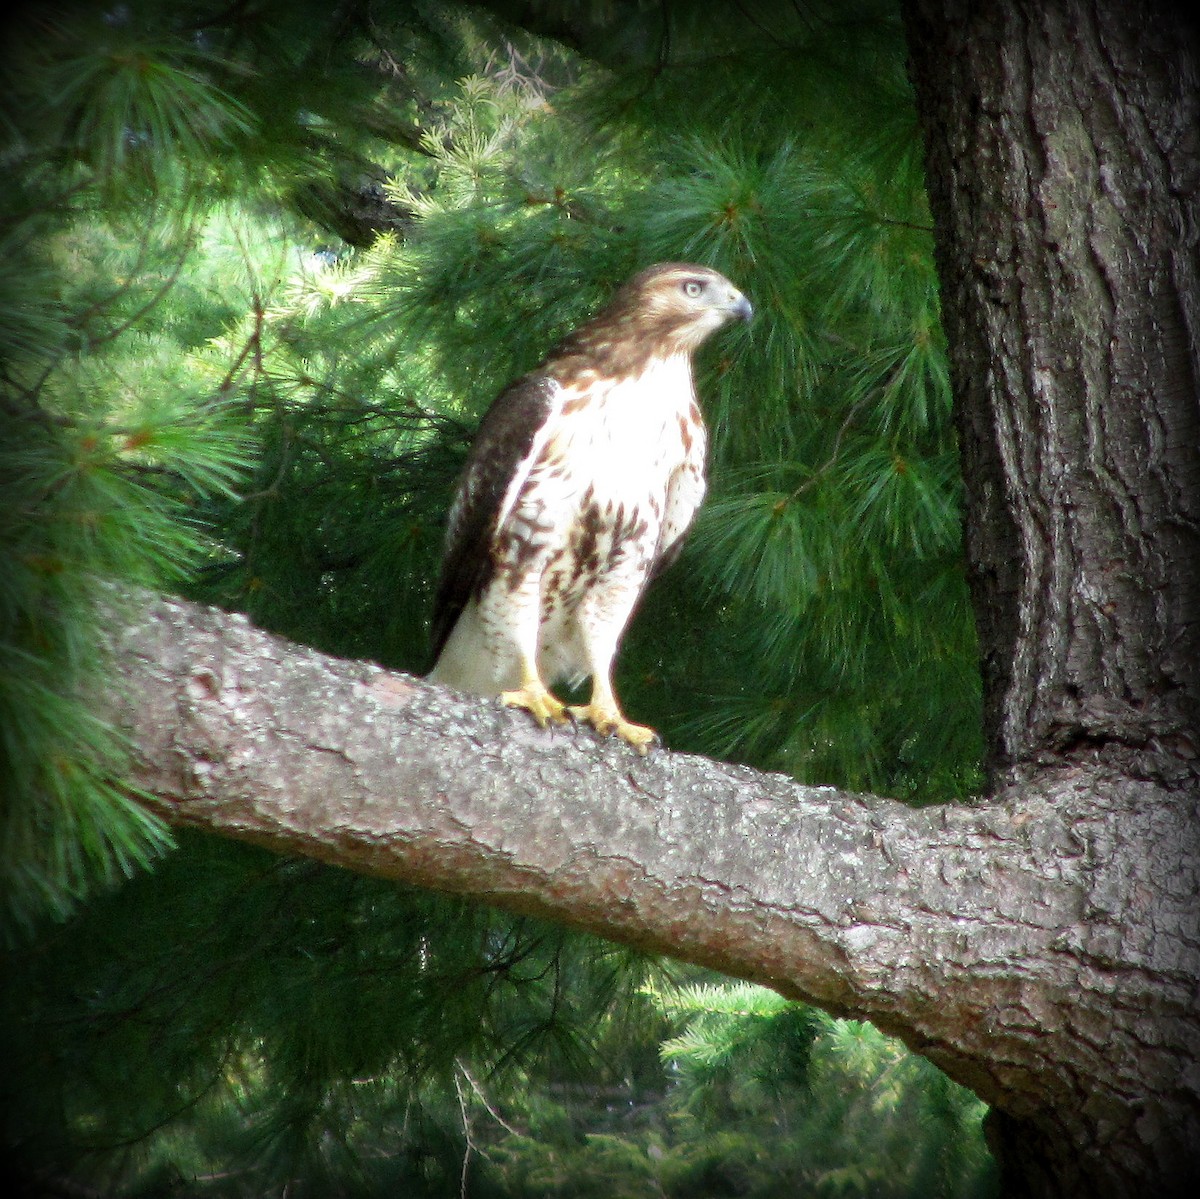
[430,373,558,663]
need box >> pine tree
[3,2,999,1194]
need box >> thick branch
[107,592,1199,1157]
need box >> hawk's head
[615,262,753,352]
[551,262,752,378]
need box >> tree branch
[104,591,1200,1137]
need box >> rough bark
[902,0,1200,784]
[900,0,1200,1191]
[108,591,1199,1196]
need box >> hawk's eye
[682,279,704,299]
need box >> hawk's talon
[568,703,659,755]
[501,682,569,728]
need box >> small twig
[456,1058,524,1138]
[453,1066,474,1199]
[218,314,264,396]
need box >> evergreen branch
[521,188,598,222]
[253,371,470,436]
[24,1172,105,1199]
[0,390,75,427]
[72,1047,237,1156]
[729,1,792,46]
[236,424,295,504]
[0,173,99,230]
[177,0,256,35]
[17,357,68,409]
[789,0,818,31]
[875,215,935,233]
[362,14,447,155]
[69,226,201,352]
[778,390,874,508]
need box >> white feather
[432,353,706,697]
[428,598,519,693]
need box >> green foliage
[1,831,671,1196]
[646,979,995,1198]
[2,0,993,1194]
[372,976,995,1199]
[0,204,255,932]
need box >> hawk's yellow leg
[568,663,659,754]
[501,665,569,729]
[569,701,658,755]
[568,627,659,753]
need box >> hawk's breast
[485,355,704,693]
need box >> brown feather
[430,374,556,661]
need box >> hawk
[429,262,752,752]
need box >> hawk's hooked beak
[728,292,753,323]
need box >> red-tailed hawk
[429,262,752,752]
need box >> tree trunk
[901,0,1200,1191]
[901,0,1199,781]
[108,591,1200,1195]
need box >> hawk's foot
[501,681,569,728]
[569,702,659,755]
